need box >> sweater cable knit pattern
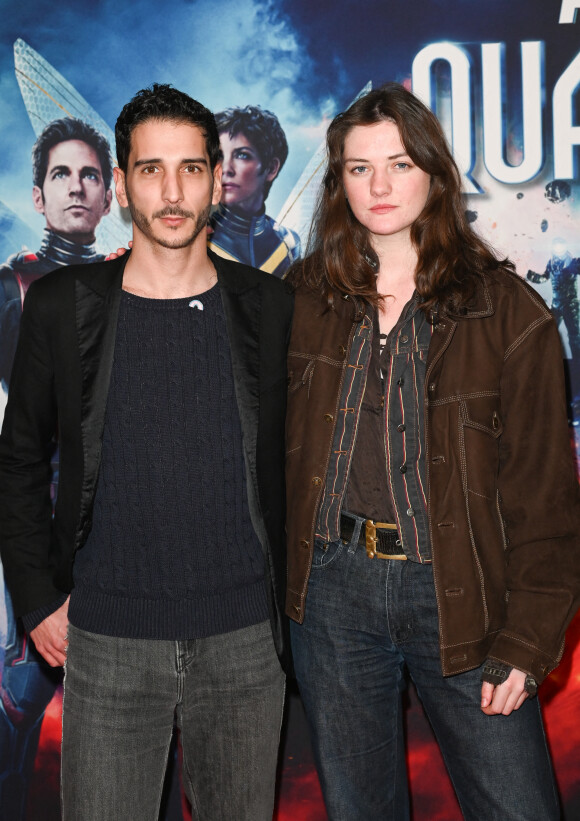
[69,284,267,639]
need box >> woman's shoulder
[483,266,551,316]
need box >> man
[0,117,113,390]
[0,85,293,819]
[0,117,113,820]
[209,105,301,277]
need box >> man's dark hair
[32,118,113,191]
[115,84,221,174]
[214,106,288,199]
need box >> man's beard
[125,189,211,250]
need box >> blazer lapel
[214,255,267,549]
[75,258,126,520]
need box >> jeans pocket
[311,537,346,569]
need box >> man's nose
[162,172,184,203]
[68,173,85,197]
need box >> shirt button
[397,378,404,386]
[399,464,407,474]
[407,507,415,517]
[312,476,322,487]
[323,413,334,423]
[397,423,406,432]
[400,335,408,343]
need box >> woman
[285,83,580,820]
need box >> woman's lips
[370,204,396,213]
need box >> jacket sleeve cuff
[480,658,512,686]
[481,656,538,697]
[22,592,69,634]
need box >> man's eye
[184,164,200,173]
[84,172,99,182]
[53,171,67,179]
[142,166,158,174]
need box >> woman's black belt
[340,514,407,560]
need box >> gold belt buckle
[365,519,406,560]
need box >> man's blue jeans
[62,620,285,820]
[290,525,560,821]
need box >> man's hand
[481,667,528,715]
[106,240,132,261]
[30,596,70,667]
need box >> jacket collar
[441,273,495,321]
[76,248,258,297]
[210,249,262,295]
[76,253,128,297]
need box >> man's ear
[32,186,45,215]
[113,167,128,208]
[212,162,223,206]
[265,157,281,183]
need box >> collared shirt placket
[383,306,433,562]
[315,310,374,542]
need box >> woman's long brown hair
[288,83,514,314]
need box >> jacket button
[428,382,436,393]
[324,413,334,423]
[492,412,500,430]
[300,539,309,549]
[293,605,301,614]
[339,345,347,356]
[312,476,322,487]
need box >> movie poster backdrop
[0,1,579,818]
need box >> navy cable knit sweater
[68,284,268,639]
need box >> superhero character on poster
[528,237,580,411]
[0,117,113,820]
[209,106,301,277]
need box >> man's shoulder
[211,250,293,299]
[27,256,120,297]
[0,248,43,277]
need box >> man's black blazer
[0,250,294,671]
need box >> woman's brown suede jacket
[285,268,580,684]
